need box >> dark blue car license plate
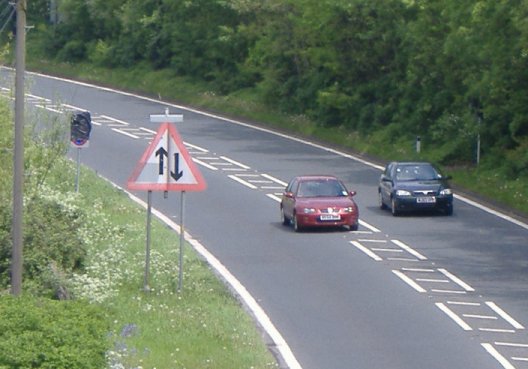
[416,196,436,203]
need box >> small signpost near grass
[127,109,206,292]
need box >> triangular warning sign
[127,123,206,192]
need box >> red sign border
[127,123,207,192]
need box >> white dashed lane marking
[351,239,426,262]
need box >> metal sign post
[178,191,185,292]
[144,190,153,291]
[127,109,206,293]
[75,148,81,192]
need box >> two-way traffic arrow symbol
[172,153,184,181]
[128,122,206,192]
[156,147,167,175]
[156,147,183,181]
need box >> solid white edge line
[486,301,525,329]
[393,270,427,293]
[435,303,472,331]
[481,343,516,369]
[350,241,383,261]
[391,239,427,260]
[102,177,303,369]
[187,237,304,369]
[454,194,528,231]
[437,268,475,292]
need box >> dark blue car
[378,161,454,216]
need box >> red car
[280,175,359,232]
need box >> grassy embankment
[47,157,279,369]
[28,59,528,218]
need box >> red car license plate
[320,214,341,221]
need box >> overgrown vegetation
[0,98,78,298]
[20,0,528,170]
[0,296,109,369]
[5,0,526,215]
[0,98,278,367]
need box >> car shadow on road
[271,222,352,233]
[366,205,453,218]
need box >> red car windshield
[297,180,348,198]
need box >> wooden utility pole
[11,0,26,296]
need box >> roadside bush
[25,191,88,297]
[0,189,88,299]
[57,40,87,62]
[0,295,109,369]
[0,96,87,298]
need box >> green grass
[46,160,278,369]
[449,167,528,214]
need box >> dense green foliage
[24,0,528,178]
[0,296,109,369]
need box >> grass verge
[49,159,278,369]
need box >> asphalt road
[3,68,528,369]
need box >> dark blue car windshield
[394,165,439,181]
